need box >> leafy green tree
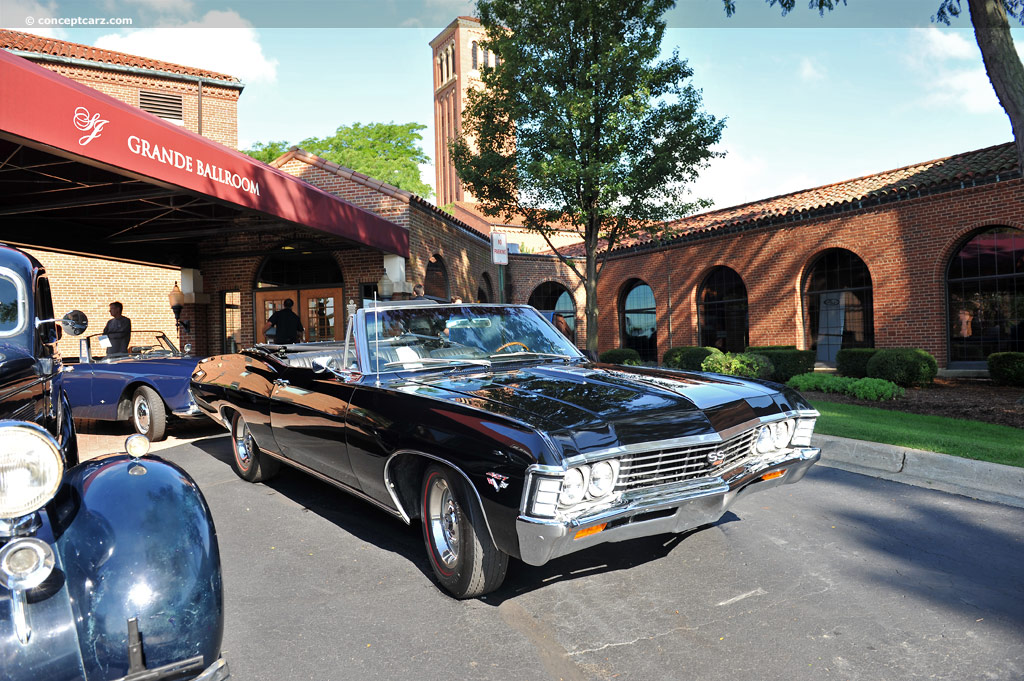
[452,0,724,356]
[244,122,433,198]
[723,0,1024,175]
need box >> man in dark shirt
[263,298,304,344]
[102,301,131,355]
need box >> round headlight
[772,419,795,449]
[0,422,64,519]
[559,467,586,506]
[588,461,616,498]
[755,425,774,453]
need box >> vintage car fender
[2,454,224,681]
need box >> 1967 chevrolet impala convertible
[191,301,821,598]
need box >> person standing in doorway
[102,301,132,355]
[263,298,304,344]
[412,284,427,300]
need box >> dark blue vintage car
[192,300,821,599]
[0,244,228,680]
[63,331,202,440]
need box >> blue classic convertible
[63,330,201,440]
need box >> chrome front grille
[616,429,758,493]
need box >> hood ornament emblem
[707,450,725,467]
[486,472,509,491]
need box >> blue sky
[2,0,1020,210]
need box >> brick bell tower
[430,16,495,207]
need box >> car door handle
[274,379,290,386]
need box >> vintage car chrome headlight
[587,460,618,498]
[0,422,64,519]
[559,467,587,506]
[755,419,796,454]
[791,417,817,447]
[755,426,775,453]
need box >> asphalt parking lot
[144,430,1024,681]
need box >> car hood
[95,356,200,373]
[401,362,812,460]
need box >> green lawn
[810,400,1024,468]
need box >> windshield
[92,331,179,359]
[0,269,27,338]
[361,305,582,372]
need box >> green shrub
[786,372,903,402]
[755,348,816,382]
[866,348,938,387]
[988,352,1024,386]
[600,348,642,365]
[623,358,644,366]
[663,346,722,370]
[849,377,905,401]
[701,352,774,380]
[836,348,879,378]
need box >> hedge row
[787,373,905,401]
[663,345,812,383]
[701,352,774,380]
[988,352,1024,386]
[835,347,937,387]
[599,348,642,365]
[745,346,815,382]
[663,346,722,371]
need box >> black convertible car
[192,301,820,598]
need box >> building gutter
[4,49,245,90]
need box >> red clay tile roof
[271,147,489,243]
[0,29,241,83]
[548,141,1019,258]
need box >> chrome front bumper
[516,447,821,566]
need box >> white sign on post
[491,232,509,265]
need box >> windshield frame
[352,302,584,375]
[0,267,29,339]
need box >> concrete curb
[812,433,1024,509]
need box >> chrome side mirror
[311,357,329,374]
[60,310,88,336]
[183,343,192,354]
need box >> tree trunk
[968,0,1024,172]
[584,251,600,358]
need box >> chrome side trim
[383,449,502,550]
[258,448,406,521]
[192,657,230,681]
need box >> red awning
[0,49,409,257]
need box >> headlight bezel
[0,421,65,520]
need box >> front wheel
[131,386,167,441]
[421,464,508,599]
[229,412,280,483]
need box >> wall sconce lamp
[169,282,190,334]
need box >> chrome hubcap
[133,397,150,433]
[234,420,252,470]
[427,478,459,568]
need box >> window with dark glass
[803,249,873,364]
[256,242,343,288]
[223,291,241,353]
[620,280,657,362]
[698,267,748,353]
[0,273,22,336]
[947,227,1024,364]
[471,41,478,69]
[424,255,450,301]
[528,281,576,342]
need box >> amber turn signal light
[574,523,608,540]
[761,470,786,481]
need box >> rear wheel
[230,412,280,483]
[131,386,166,441]
[421,464,508,599]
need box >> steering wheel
[495,341,530,353]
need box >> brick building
[2,25,1021,374]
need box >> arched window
[803,248,873,364]
[529,281,576,342]
[482,47,489,68]
[424,254,450,301]
[620,280,657,362]
[698,267,748,353]
[477,272,494,303]
[256,241,343,288]
[947,226,1024,364]
[471,41,478,69]
[448,45,456,77]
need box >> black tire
[421,464,508,599]
[131,386,167,441]
[229,412,280,483]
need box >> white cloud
[913,27,977,61]
[94,10,278,84]
[799,57,825,82]
[924,67,1000,114]
[687,145,816,211]
[0,0,65,38]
